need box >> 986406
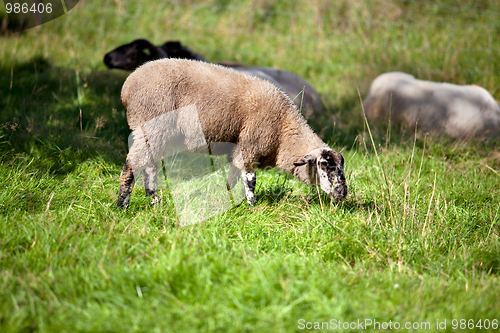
[452,319,498,330]
[5,2,53,14]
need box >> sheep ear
[133,39,155,49]
[163,41,182,52]
[294,154,316,166]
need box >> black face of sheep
[104,39,204,71]
[104,39,158,70]
[294,148,348,201]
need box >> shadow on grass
[253,179,376,213]
[0,56,131,173]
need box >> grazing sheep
[116,59,347,208]
[104,39,323,117]
[363,72,500,139]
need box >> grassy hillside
[1,0,500,332]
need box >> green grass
[1,0,500,332]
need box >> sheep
[104,39,323,118]
[116,58,347,208]
[363,72,500,139]
[103,39,206,70]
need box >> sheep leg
[117,160,135,208]
[242,170,256,206]
[142,164,159,205]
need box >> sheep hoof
[150,195,160,205]
[116,196,130,209]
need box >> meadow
[1,0,500,331]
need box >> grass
[1,0,500,332]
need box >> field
[1,0,500,332]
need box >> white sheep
[116,59,347,208]
[363,72,500,139]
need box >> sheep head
[104,39,159,70]
[104,40,206,71]
[294,148,347,200]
